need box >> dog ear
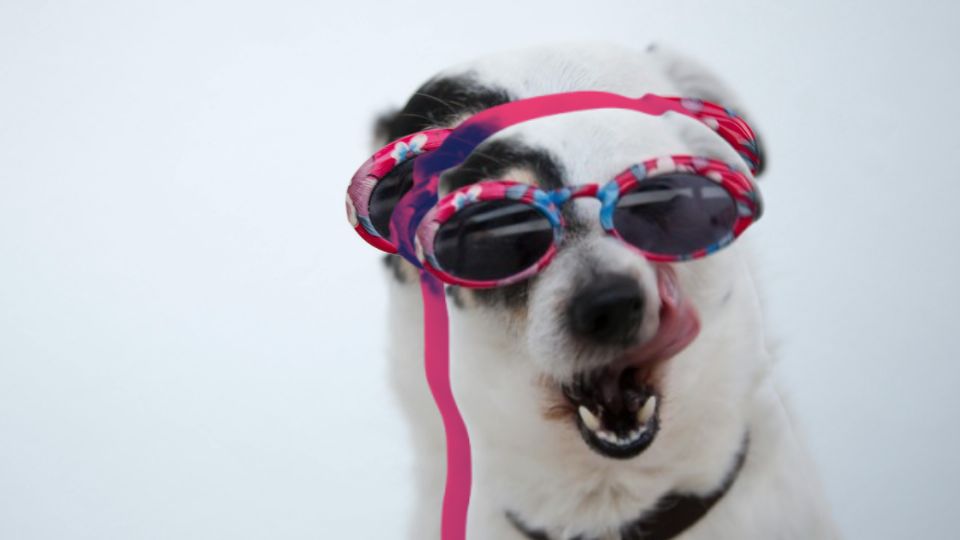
[371,107,400,150]
[647,44,767,177]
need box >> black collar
[508,435,750,540]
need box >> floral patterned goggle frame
[346,92,763,288]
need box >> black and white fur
[375,43,837,539]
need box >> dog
[371,43,838,539]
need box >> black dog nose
[568,274,645,345]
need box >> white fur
[383,43,838,539]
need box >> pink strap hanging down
[419,272,470,540]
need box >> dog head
[376,44,769,466]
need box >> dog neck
[507,434,750,540]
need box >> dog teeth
[597,430,616,443]
[578,406,601,431]
[638,396,657,425]
[596,427,647,447]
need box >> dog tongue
[617,266,700,368]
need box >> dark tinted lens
[368,159,415,238]
[433,200,554,282]
[613,173,736,255]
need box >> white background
[2,1,958,538]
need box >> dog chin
[556,266,700,460]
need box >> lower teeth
[596,428,645,446]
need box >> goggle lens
[368,159,416,239]
[433,199,554,282]
[613,173,738,256]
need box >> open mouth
[561,267,700,459]
[563,367,662,459]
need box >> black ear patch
[376,75,513,142]
[372,108,400,147]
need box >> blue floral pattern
[390,133,429,163]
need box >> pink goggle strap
[420,273,469,539]
[389,148,472,539]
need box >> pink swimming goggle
[347,92,762,288]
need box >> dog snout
[568,274,645,346]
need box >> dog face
[377,44,768,464]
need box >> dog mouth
[562,367,661,459]
[560,267,700,459]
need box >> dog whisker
[412,91,468,113]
